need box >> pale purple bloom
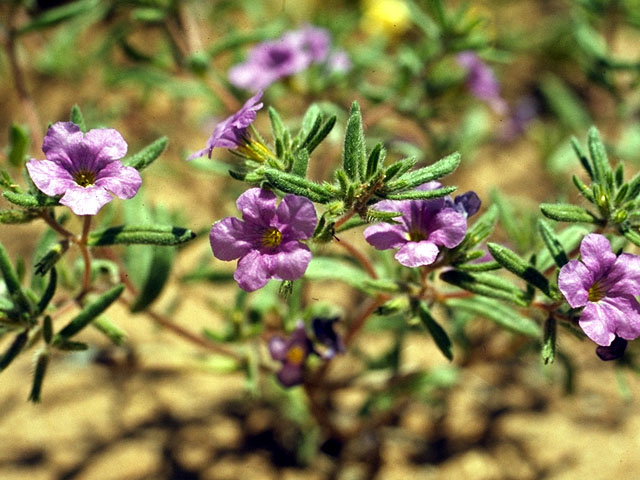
[26,122,141,216]
[326,50,352,74]
[457,51,507,114]
[364,183,469,267]
[312,316,345,359]
[268,322,313,387]
[284,25,331,63]
[501,96,538,140]
[188,91,263,160]
[210,188,316,291]
[558,233,640,346]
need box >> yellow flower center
[588,281,606,302]
[73,169,96,187]
[262,227,283,248]
[286,345,305,365]
[408,229,426,242]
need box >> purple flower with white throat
[210,188,316,291]
[364,183,470,267]
[26,122,141,216]
[558,233,640,347]
[188,91,263,160]
[457,51,507,114]
[268,322,313,387]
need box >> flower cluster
[26,122,141,216]
[558,233,640,348]
[228,25,350,92]
[365,183,480,267]
[457,52,507,115]
[209,188,317,291]
[188,91,264,160]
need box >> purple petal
[579,301,619,346]
[236,188,277,226]
[234,250,270,291]
[94,162,141,199]
[276,194,317,240]
[210,217,253,261]
[579,234,616,275]
[268,242,312,281]
[426,208,467,248]
[228,63,275,91]
[82,128,128,170]
[41,122,84,170]
[603,296,640,341]
[364,222,407,250]
[59,185,114,216]
[604,253,640,298]
[268,336,288,361]
[558,260,592,308]
[394,241,439,267]
[26,159,76,196]
[276,363,304,387]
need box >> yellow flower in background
[361,0,411,37]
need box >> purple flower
[312,316,345,359]
[268,322,313,387]
[210,188,317,291]
[326,50,352,74]
[284,25,331,63]
[558,233,640,346]
[364,183,469,267]
[457,51,507,114]
[188,91,263,160]
[26,122,141,216]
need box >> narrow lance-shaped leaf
[537,219,569,268]
[342,102,366,181]
[452,204,498,254]
[621,224,640,248]
[570,136,593,180]
[88,225,196,246]
[69,105,87,132]
[540,203,600,223]
[487,243,559,299]
[0,242,32,313]
[366,143,385,179]
[37,268,57,314]
[0,209,40,224]
[124,136,168,171]
[3,191,60,208]
[440,270,529,306]
[542,316,556,365]
[268,106,288,141]
[17,0,101,35]
[381,186,456,201]
[130,246,174,312]
[0,330,28,371]
[303,115,336,154]
[92,316,127,345]
[385,152,461,192]
[264,168,333,203]
[53,284,125,342]
[447,297,542,338]
[384,156,417,181]
[291,148,309,177]
[572,174,595,202]
[8,123,30,167]
[418,302,453,361]
[28,350,49,403]
[588,126,612,188]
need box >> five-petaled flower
[558,233,640,347]
[188,91,264,160]
[364,183,478,267]
[26,122,141,216]
[268,321,314,387]
[210,188,317,291]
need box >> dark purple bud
[596,336,627,361]
[312,317,345,359]
[454,191,481,217]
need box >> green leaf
[69,105,87,132]
[380,186,456,200]
[542,316,556,365]
[53,284,125,342]
[588,126,612,187]
[455,260,501,272]
[304,257,370,291]
[540,203,600,223]
[129,245,174,312]
[36,269,57,314]
[536,224,588,272]
[8,123,30,167]
[572,174,595,202]
[268,106,288,143]
[0,330,28,371]
[366,143,385,179]
[384,152,460,192]
[264,168,332,203]
[303,115,336,154]
[291,148,309,177]
[487,243,558,299]
[0,209,40,224]
[0,242,31,313]
[418,302,453,361]
[17,0,101,35]
[621,224,640,248]
[440,269,529,306]
[539,74,590,132]
[453,204,498,254]
[28,350,49,403]
[570,136,594,180]
[3,191,60,208]
[123,136,168,171]
[92,316,127,345]
[447,297,542,338]
[537,219,569,268]
[384,157,417,181]
[88,225,195,246]
[342,102,366,181]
